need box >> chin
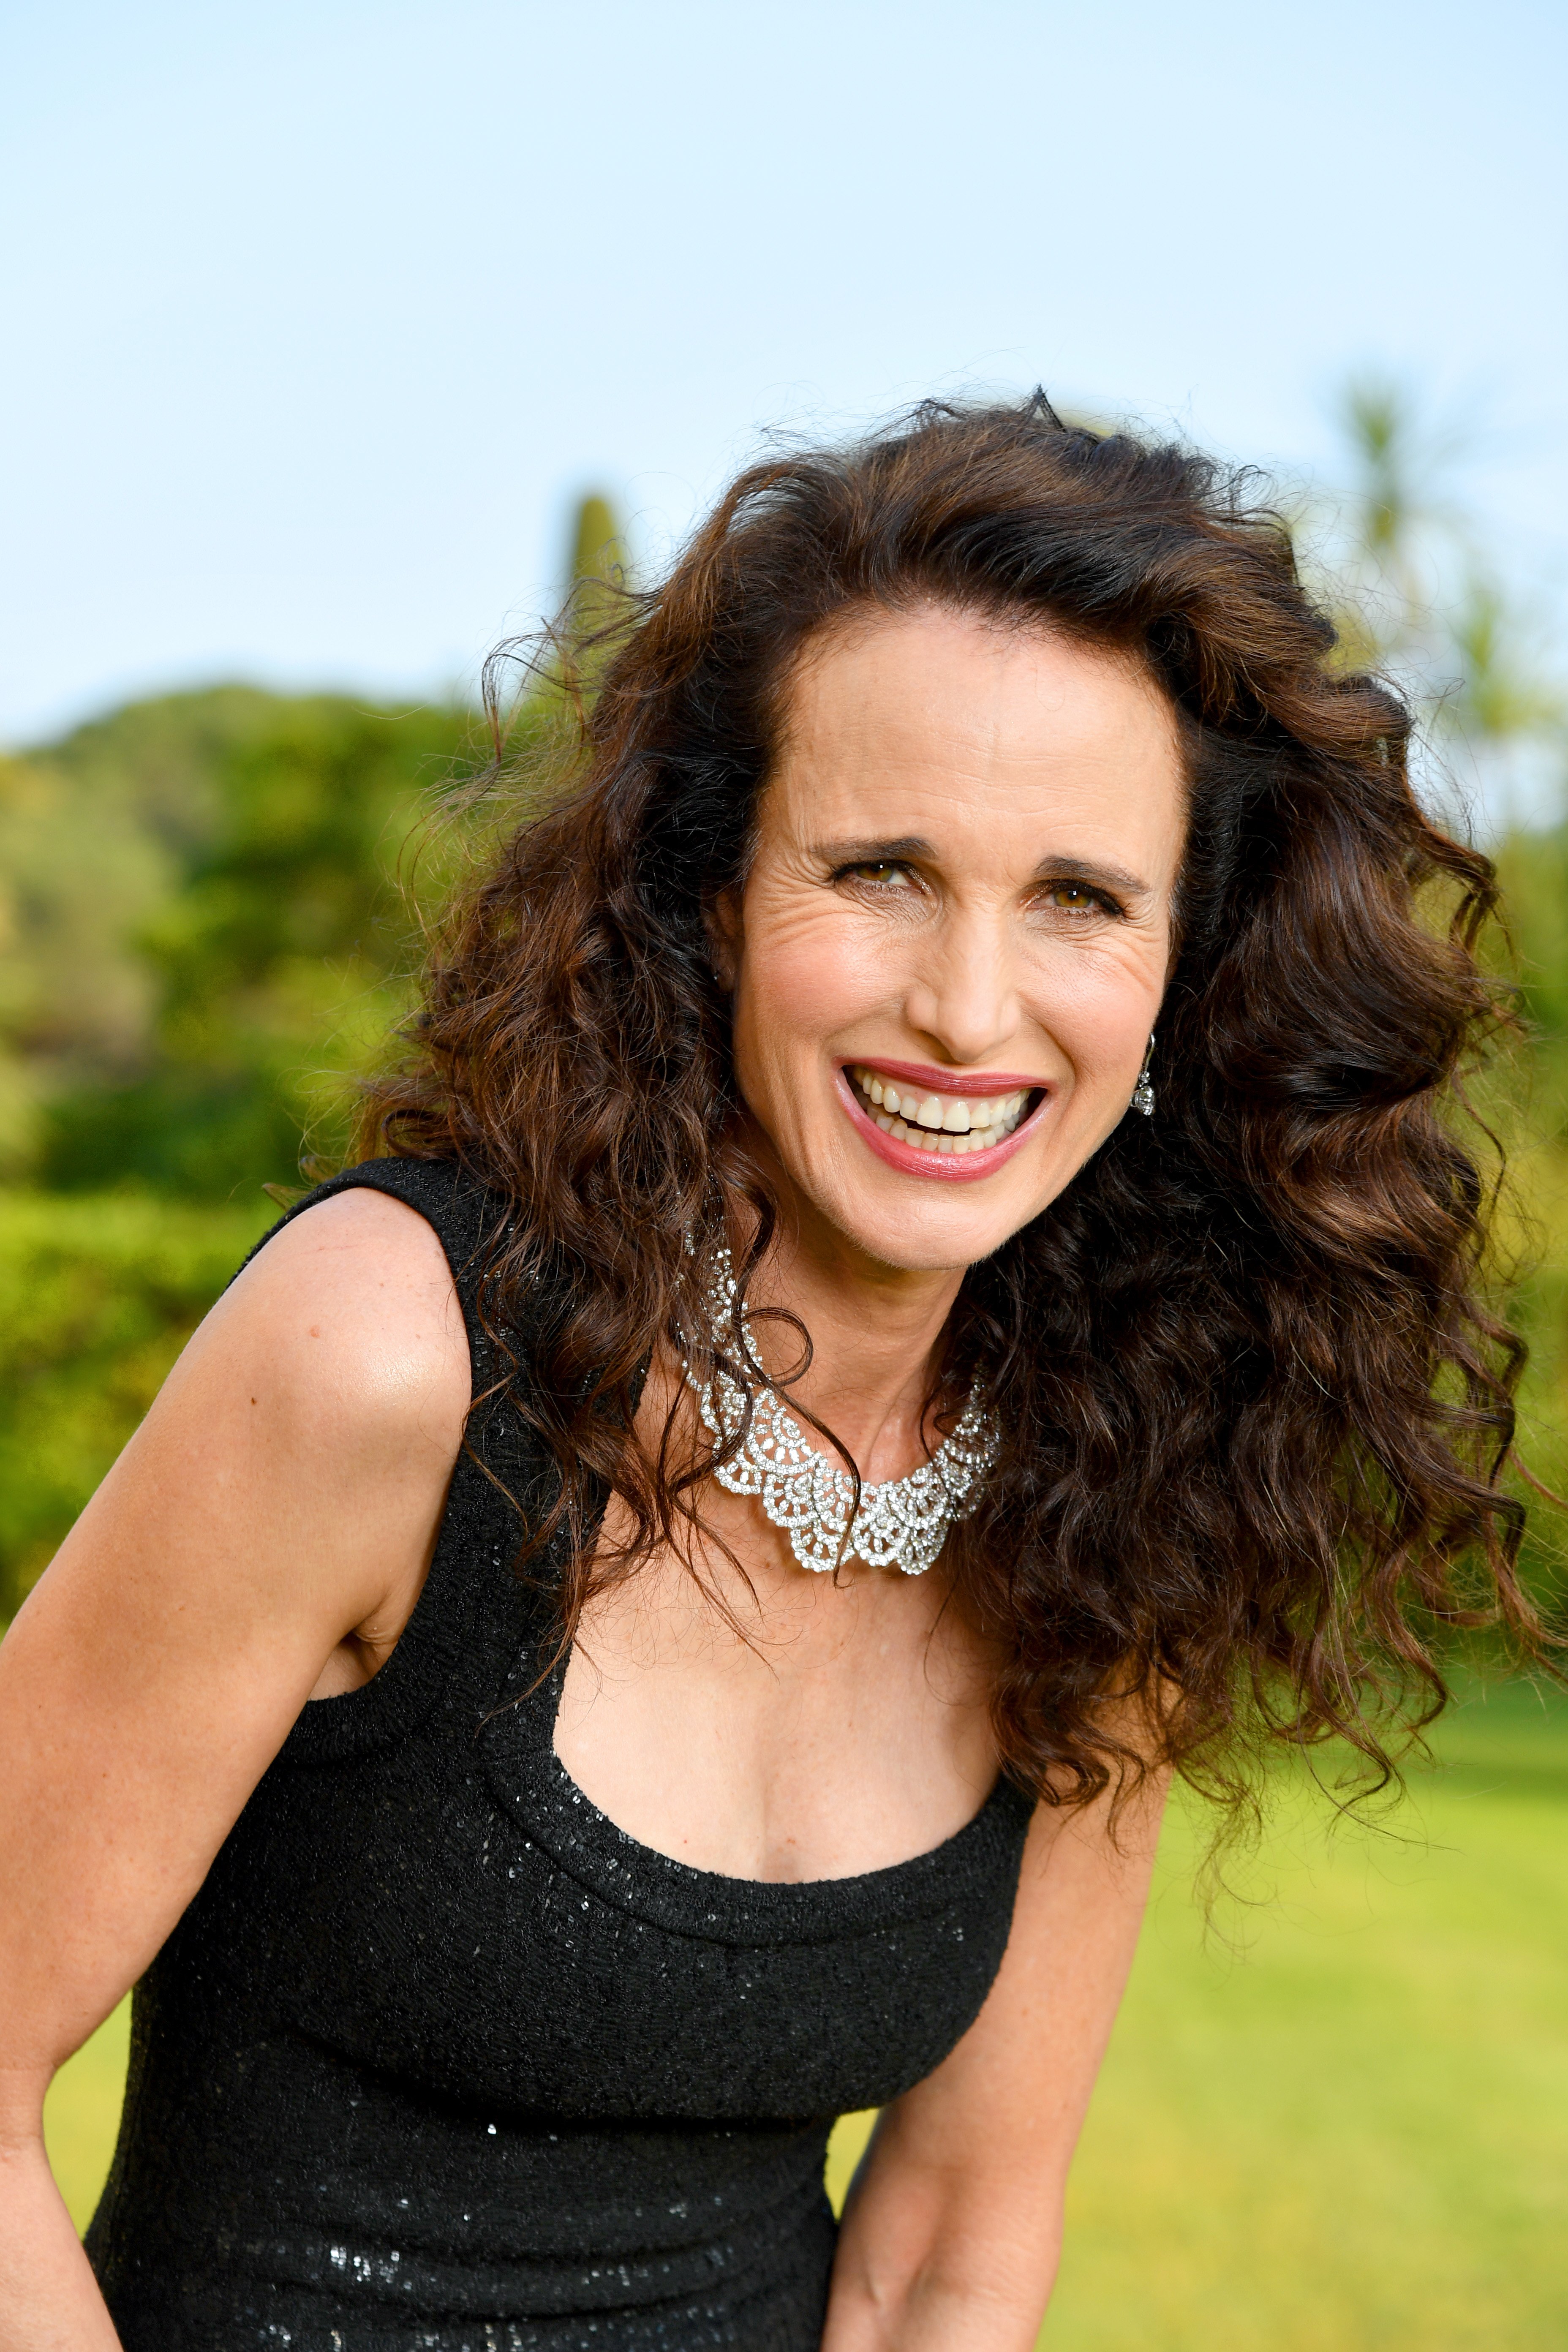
[828,1189,1028,1275]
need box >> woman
[0,398,1536,2351]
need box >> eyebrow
[1031,852,1151,896]
[817,835,935,866]
[817,837,1152,896]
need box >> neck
[734,1198,968,1489]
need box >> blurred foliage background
[8,410,1568,2347]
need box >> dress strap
[239,1155,560,1765]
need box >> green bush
[27,689,484,1199]
[0,1190,271,1618]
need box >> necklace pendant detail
[682,1247,999,1577]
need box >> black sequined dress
[85,1158,1032,2351]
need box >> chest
[554,1500,1000,1883]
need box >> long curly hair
[362,395,1542,1812]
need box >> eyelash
[1037,880,1126,920]
[833,863,1126,919]
[835,860,916,889]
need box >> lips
[836,1062,1048,1182]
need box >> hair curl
[362,395,1543,1815]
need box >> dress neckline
[479,1633,1032,1950]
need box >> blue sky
[3,0,1564,745]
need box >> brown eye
[846,862,911,886]
[1046,880,1102,913]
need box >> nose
[900,900,1022,1070]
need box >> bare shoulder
[230,1183,465,1342]
[198,1185,473,1458]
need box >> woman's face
[721,604,1186,1275]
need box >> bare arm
[821,1767,1167,2352]
[0,1190,469,2350]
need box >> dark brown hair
[364,395,1543,1813]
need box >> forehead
[765,604,1185,857]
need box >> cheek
[1023,940,1165,1082]
[737,901,887,1065]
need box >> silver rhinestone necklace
[682,1244,999,1577]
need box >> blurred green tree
[570,491,624,591]
[35,689,480,1198]
[0,746,171,1175]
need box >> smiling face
[719,603,1187,1275]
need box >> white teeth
[854,1068,1037,1155]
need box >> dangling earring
[1131,1034,1155,1118]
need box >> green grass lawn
[1045,1679,1568,2349]
[49,1680,1568,2347]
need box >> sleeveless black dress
[86,1158,1033,2351]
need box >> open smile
[836,1061,1049,1181]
